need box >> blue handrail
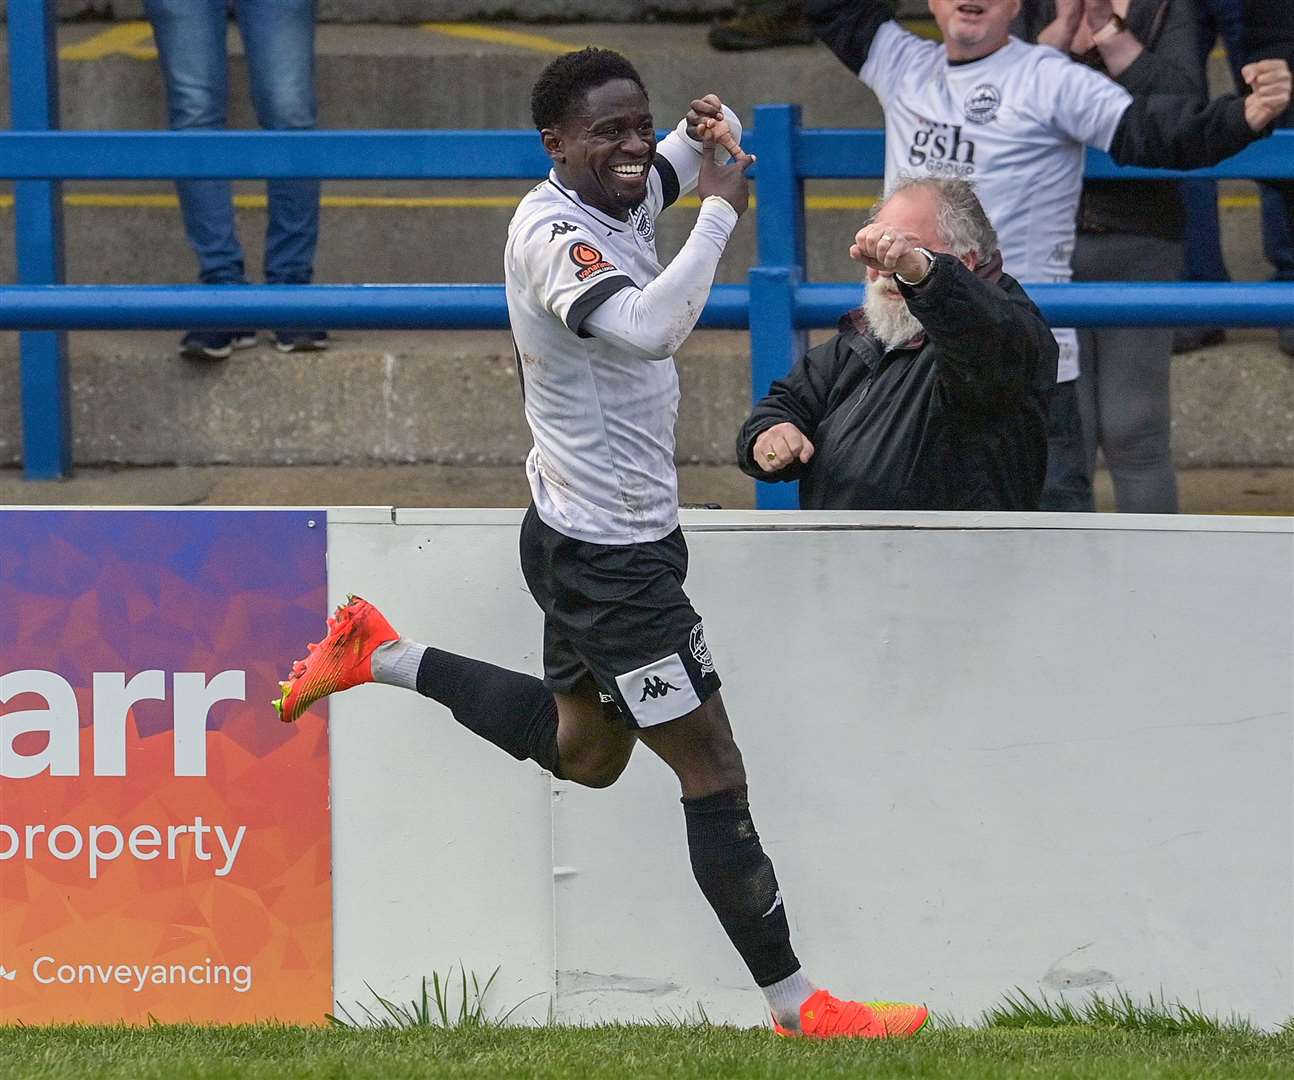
[2,281,1288,332]
[4,127,1291,181]
[6,0,1294,486]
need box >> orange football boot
[772,989,929,1040]
[273,595,399,723]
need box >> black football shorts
[519,505,721,729]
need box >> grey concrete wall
[3,328,1292,469]
[329,511,1294,1029]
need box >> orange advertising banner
[0,510,331,1023]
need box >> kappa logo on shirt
[549,221,578,241]
[569,240,616,282]
[964,83,1002,125]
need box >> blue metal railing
[7,2,1294,494]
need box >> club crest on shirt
[569,240,616,282]
[964,83,1002,124]
[630,206,656,244]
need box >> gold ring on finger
[765,451,777,461]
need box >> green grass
[5,1022,1294,1080]
[4,991,1293,1080]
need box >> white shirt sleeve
[519,215,638,336]
[1035,49,1133,152]
[648,106,744,215]
[581,197,739,360]
[859,20,941,106]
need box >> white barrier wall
[327,510,1294,1029]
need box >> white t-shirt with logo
[504,122,725,545]
[861,21,1134,381]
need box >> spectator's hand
[687,94,744,158]
[1242,59,1292,131]
[1081,0,1114,33]
[696,138,755,216]
[850,222,932,282]
[1038,0,1083,52]
[753,422,814,473]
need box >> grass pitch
[4,989,1291,1079]
[5,1022,1294,1080]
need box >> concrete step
[0,189,1274,288]
[0,187,904,285]
[1,461,1290,516]
[4,21,893,131]
[0,329,751,468]
[2,21,1288,474]
[2,328,1292,469]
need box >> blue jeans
[144,0,319,285]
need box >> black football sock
[683,786,801,987]
[415,647,562,778]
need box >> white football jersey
[504,127,707,545]
[861,21,1134,381]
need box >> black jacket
[737,255,1058,511]
[805,0,1262,169]
[1243,0,1294,222]
[1016,0,1206,243]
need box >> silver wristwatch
[895,247,936,286]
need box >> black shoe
[708,5,815,50]
[1171,326,1226,354]
[273,330,330,353]
[179,330,257,361]
[1279,328,1294,358]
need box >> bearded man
[738,178,1057,510]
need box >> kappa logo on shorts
[569,240,616,282]
[639,675,680,701]
[615,653,701,728]
[689,622,715,675]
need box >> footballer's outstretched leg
[275,595,635,788]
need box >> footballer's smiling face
[928,0,1020,61]
[545,78,656,221]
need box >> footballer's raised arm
[650,96,744,211]
[585,141,753,360]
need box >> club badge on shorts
[689,621,715,674]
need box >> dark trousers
[1040,380,1094,512]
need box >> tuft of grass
[646,1002,712,1029]
[327,964,538,1030]
[983,987,1258,1035]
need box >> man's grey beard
[863,280,924,349]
